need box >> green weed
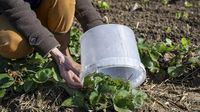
[162,0,169,5]
[97,1,110,10]
[184,1,193,8]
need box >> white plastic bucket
[80,24,146,88]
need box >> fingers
[63,60,79,76]
[63,56,81,75]
[72,72,81,83]
[57,57,82,89]
[71,67,80,76]
[59,65,82,88]
[67,70,83,88]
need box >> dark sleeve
[0,0,60,56]
[75,0,104,32]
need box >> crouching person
[0,0,103,88]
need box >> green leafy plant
[175,11,182,19]
[184,1,193,8]
[143,0,150,4]
[69,27,82,62]
[182,12,189,20]
[0,25,199,111]
[0,51,147,111]
[97,1,110,10]
[0,73,15,98]
[0,53,62,96]
[175,11,189,20]
[138,37,200,77]
[165,27,172,33]
[32,68,55,83]
[62,73,147,111]
[162,0,169,5]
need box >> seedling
[162,0,169,5]
[165,27,172,33]
[143,0,150,4]
[186,24,191,34]
[181,36,191,51]
[97,1,110,10]
[175,11,189,20]
[184,1,193,8]
[182,12,189,20]
[175,11,182,19]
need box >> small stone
[130,3,142,12]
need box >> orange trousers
[0,0,75,59]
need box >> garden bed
[0,0,200,111]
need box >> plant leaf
[167,65,184,77]
[166,38,172,46]
[69,27,82,61]
[0,73,14,89]
[142,54,159,73]
[157,42,168,53]
[84,74,95,90]
[0,89,6,98]
[188,56,200,66]
[165,27,172,33]
[113,90,130,108]
[97,1,110,10]
[114,104,132,112]
[33,68,53,83]
[162,0,169,5]
[148,50,160,66]
[130,90,147,109]
[52,68,61,81]
[181,37,190,50]
[23,79,34,92]
[62,94,85,108]
[62,97,78,108]
[89,91,99,106]
[175,11,182,19]
[184,1,193,8]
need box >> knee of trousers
[37,0,76,33]
[0,30,34,59]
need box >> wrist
[50,48,65,63]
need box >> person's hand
[50,48,82,88]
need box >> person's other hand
[50,48,82,88]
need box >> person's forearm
[75,0,104,32]
[0,0,60,56]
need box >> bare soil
[97,0,200,45]
[98,0,200,111]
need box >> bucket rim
[80,63,146,88]
[80,24,133,43]
[80,63,146,80]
